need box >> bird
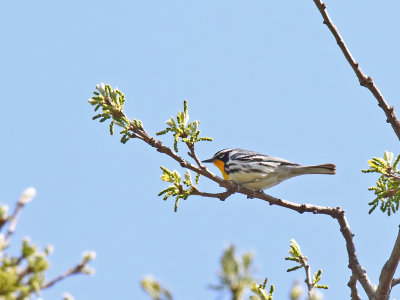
[202,148,336,190]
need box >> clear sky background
[1,1,400,299]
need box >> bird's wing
[229,149,299,167]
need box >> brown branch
[376,226,400,299]
[125,122,375,297]
[392,277,400,288]
[187,144,205,168]
[43,261,86,289]
[336,210,375,298]
[312,0,400,141]
[127,131,145,141]
[348,274,361,300]
[16,266,33,284]
[191,187,235,201]
[131,125,228,187]
[89,99,376,298]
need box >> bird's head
[202,149,234,179]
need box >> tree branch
[312,0,400,141]
[43,261,86,289]
[125,121,375,297]
[187,144,205,169]
[376,226,400,299]
[190,187,236,201]
[391,277,400,288]
[4,188,36,248]
[335,210,375,298]
[348,274,361,300]
[91,93,375,298]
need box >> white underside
[229,167,304,190]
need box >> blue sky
[1,1,400,299]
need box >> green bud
[22,238,36,258]
[63,292,75,300]
[82,250,97,263]
[45,244,54,255]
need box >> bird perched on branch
[202,148,336,190]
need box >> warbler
[202,148,336,190]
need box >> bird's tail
[293,163,336,175]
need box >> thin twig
[187,143,206,169]
[127,131,145,141]
[376,226,400,299]
[16,266,33,283]
[348,274,361,300]
[4,202,25,247]
[190,187,235,201]
[43,261,86,289]
[312,0,400,141]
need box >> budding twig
[5,202,24,247]
[43,252,95,289]
[89,85,373,298]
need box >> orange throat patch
[213,160,229,180]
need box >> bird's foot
[246,189,264,199]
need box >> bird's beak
[202,158,214,163]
